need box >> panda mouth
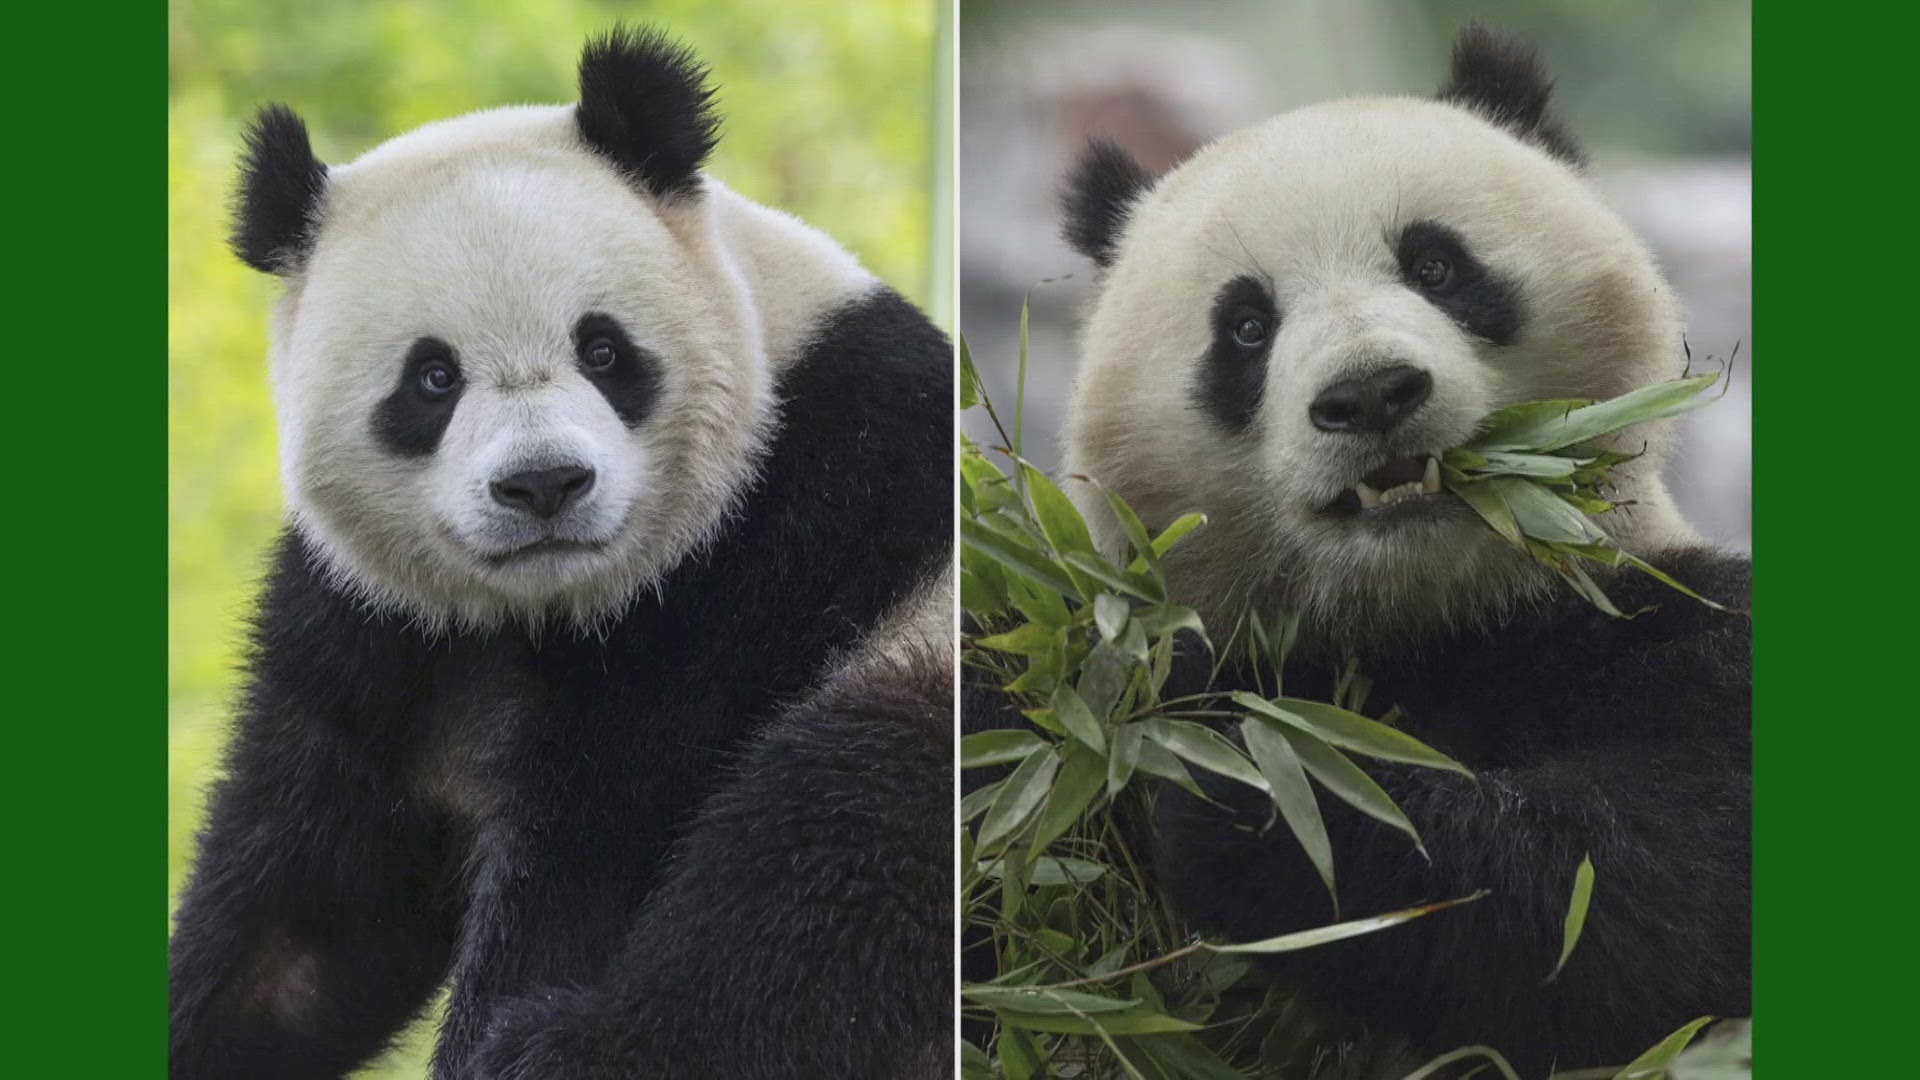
[1328,455,1443,513]
[483,538,609,565]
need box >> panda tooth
[1356,482,1381,509]
[1423,456,1440,493]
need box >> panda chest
[413,638,554,828]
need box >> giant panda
[1050,26,1749,1076]
[168,28,953,1080]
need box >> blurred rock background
[960,0,1750,552]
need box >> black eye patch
[372,336,463,457]
[573,312,661,427]
[1395,220,1523,346]
[1193,275,1278,433]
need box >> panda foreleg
[1156,734,1749,1073]
[470,648,954,1080]
[168,700,461,1078]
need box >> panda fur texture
[1049,26,1749,1075]
[168,28,952,1080]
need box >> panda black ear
[1437,24,1585,167]
[231,104,329,275]
[1061,139,1157,269]
[575,25,721,200]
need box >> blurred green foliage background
[169,2,940,1074]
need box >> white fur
[1064,97,1696,648]
[265,105,876,630]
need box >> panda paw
[470,988,636,1080]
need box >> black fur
[371,337,464,458]
[471,646,954,1079]
[168,286,954,1079]
[1196,274,1279,432]
[1437,25,1586,167]
[572,312,662,427]
[575,26,722,200]
[1395,220,1524,346]
[1155,549,1751,1075]
[1061,138,1156,268]
[231,103,329,274]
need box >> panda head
[1060,26,1697,648]
[233,28,774,631]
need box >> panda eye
[418,362,459,394]
[584,338,618,371]
[1232,315,1268,348]
[1417,256,1453,290]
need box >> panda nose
[490,465,596,519]
[1309,365,1433,434]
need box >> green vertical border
[5,5,164,1074]
[1756,0,1916,1074]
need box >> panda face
[1067,98,1693,644]
[267,107,771,629]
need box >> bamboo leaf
[1116,617,1150,665]
[964,986,1142,1014]
[1135,604,1207,650]
[1143,718,1269,794]
[1442,446,1490,471]
[1619,552,1729,611]
[961,729,1047,769]
[1137,512,1206,567]
[1472,451,1584,478]
[1025,463,1099,564]
[1547,553,1627,617]
[959,1039,991,1080]
[1282,730,1427,857]
[1447,468,1524,546]
[998,1026,1043,1080]
[1065,552,1164,602]
[958,567,1005,615]
[960,778,1002,824]
[1209,891,1488,954]
[1104,488,1161,571]
[976,747,1060,852]
[975,854,1108,886]
[1106,722,1141,797]
[1077,640,1132,719]
[1402,1046,1522,1080]
[1029,741,1108,856]
[959,335,980,409]
[991,1007,1202,1036]
[1130,1032,1247,1080]
[1050,684,1107,754]
[1545,854,1596,984]
[1234,692,1472,777]
[1243,719,1337,909]
[961,518,1077,598]
[1612,1016,1717,1079]
[1474,374,1718,453]
[1495,476,1610,545]
[1132,733,1203,796]
[973,620,1056,656]
[1012,592,1072,633]
[1093,593,1130,644]
[1469,398,1595,448]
